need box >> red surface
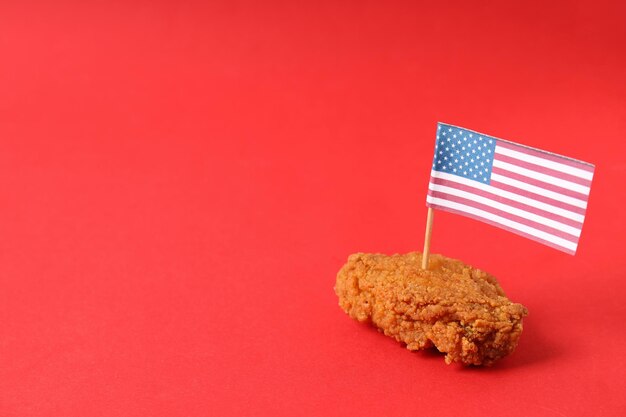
[1,1,625,416]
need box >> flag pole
[421,207,434,269]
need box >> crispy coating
[335,252,528,366]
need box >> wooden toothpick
[421,207,434,269]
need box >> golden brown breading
[335,252,528,366]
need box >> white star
[486,158,490,162]
[437,160,441,164]
[478,137,482,141]
[443,132,447,136]
[464,162,468,166]
[462,147,466,151]
[453,134,457,138]
[471,158,474,163]
[484,168,488,172]
[451,143,455,148]
[489,139,493,144]
[480,162,484,166]
[448,162,452,166]
[457,140,461,145]
[458,130,463,134]
[448,128,452,132]
[455,159,458,163]
[478,146,481,150]
[453,168,457,172]
[443,166,446,170]
[482,152,486,156]
[439,150,443,154]
[446,138,451,142]
[438,125,441,130]
[444,156,448,160]
[469,168,473,172]
[472,149,476,154]
[463,171,467,175]
[460,155,464,160]
[463,137,467,141]
[445,147,449,151]
[469,133,473,138]
[474,174,477,178]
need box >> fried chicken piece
[335,252,528,366]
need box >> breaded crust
[335,252,528,366]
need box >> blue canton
[432,122,497,184]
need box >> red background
[1,1,625,416]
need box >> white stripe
[428,183,581,237]
[493,160,590,194]
[495,145,594,180]
[491,173,588,209]
[429,170,585,221]
[426,196,578,252]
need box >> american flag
[427,122,595,255]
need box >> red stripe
[425,202,577,255]
[496,140,594,172]
[489,180,587,215]
[427,190,579,243]
[494,153,592,187]
[491,167,590,201]
[430,177,583,229]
